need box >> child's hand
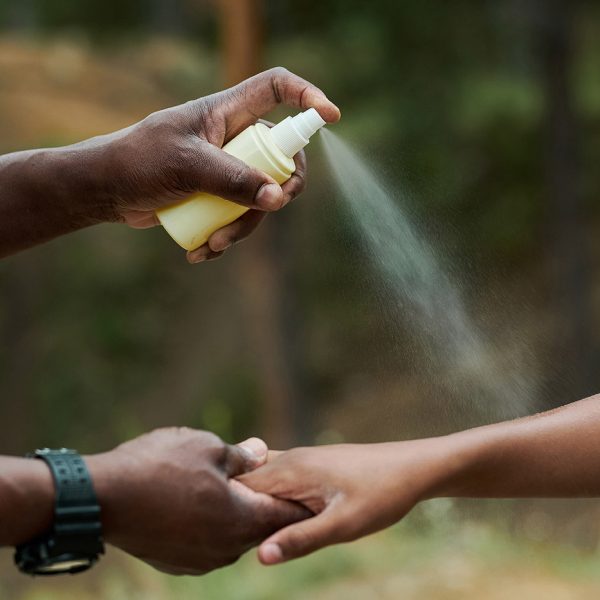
[241,394,600,565]
[237,440,451,564]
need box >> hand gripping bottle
[156,108,326,251]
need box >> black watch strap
[14,449,105,576]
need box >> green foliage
[0,3,597,599]
[188,366,260,442]
[0,7,598,587]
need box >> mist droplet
[320,128,538,423]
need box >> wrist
[38,141,117,225]
[420,426,506,500]
[0,140,118,257]
[387,431,490,503]
[84,449,136,544]
[11,136,118,233]
[0,457,54,546]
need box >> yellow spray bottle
[156,108,326,251]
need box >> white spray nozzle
[270,107,326,158]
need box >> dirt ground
[2,518,600,600]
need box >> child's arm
[240,393,600,564]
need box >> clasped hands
[84,427,442,575]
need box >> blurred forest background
[1,0,600,598]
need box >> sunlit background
[1,0,600,598]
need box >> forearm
[0,139,115,258]
[429,394,600,499]
[0,457,54,546]
[239,395,600,563]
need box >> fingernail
[255,183,283,211]
[239,437,268,461]
[188,254,206,264]
[261,543,283,565]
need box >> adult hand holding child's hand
[84,427,309,575]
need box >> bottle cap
[269,108,326,157]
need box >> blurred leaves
[0,0,598,454]
[0,0,599,596]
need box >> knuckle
[144,426,183,445]
[266,67,292,103]
[172,428,228,462]
[140,109,163,128]
[140,109,179,139]
[166,426,196,450]
[199,429,225,448]
[269,66,290,79]
[204,434,230,464]
[174,425,194,438]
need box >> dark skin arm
[0,457,55,546]
[0,68,337,573]
[0,67,340,263]
[0,428,309,575]
[240,394,600,565]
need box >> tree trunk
[538,0,596,404]
[216,0,311,447]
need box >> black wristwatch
[14,448,105,576]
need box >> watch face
[35,556,94,575]
[38,559,90,573]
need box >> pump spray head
[270,108,326,158]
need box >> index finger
[224,67,341,132]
